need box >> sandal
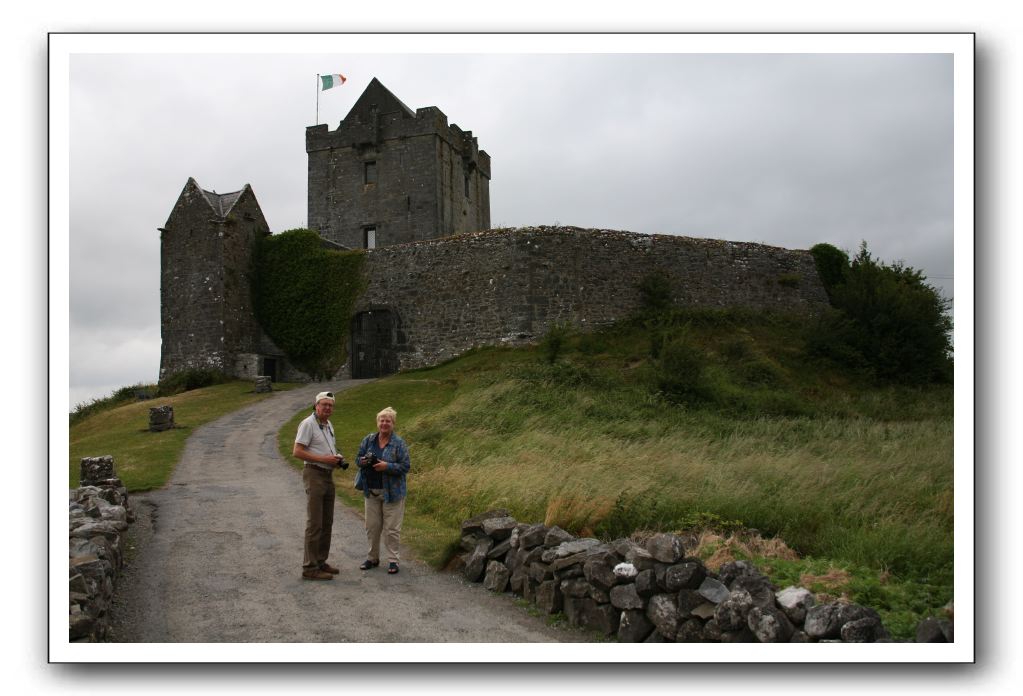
[359,559,379,570]
[387,562,399,574]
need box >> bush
[539,322,571,364]
[721,336,755,362]
[576,332,609,355]
[637,273,673,313]
[808,242,952,384]
[738,357,785,387]
[70,383,157,426]
[810,243,850,300]
[158,368,230,396]
[656,337,710,403]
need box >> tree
[809,242,952,384]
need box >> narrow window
[464,172,470,198]
[364,227,376,249]
[364,161,377,185]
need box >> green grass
[69,380,300,491]
[273,313,953,640]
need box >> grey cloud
[66,49,957,408]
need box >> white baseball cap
[315,391,335,404]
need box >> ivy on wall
[252,229,367,379]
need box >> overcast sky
[66,44,956,410]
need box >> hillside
[285,308,954,639]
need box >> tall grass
[291,328,952,578]
[399,368,952,577]
[277,318,953,638]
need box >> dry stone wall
[69,456,134,642]
[355,226,829,372]
[459,509,952,644]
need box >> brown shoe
[319,562,340,575]
[302,568,333,581]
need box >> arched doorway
[351,309,401,378]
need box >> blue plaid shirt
[354,432,410,502]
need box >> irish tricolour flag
[320,73,347,91]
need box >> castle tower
[306,77,491,248]
[158,178,284,381]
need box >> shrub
[539,322,571,364]
[157,368,229,396]
[808,242,952,384]
[70,383,157,426]
[577,332,609,355]
[648,326,669,359]
[637,273,673,314]
[721,337,755,362]
[738,357,785,387]
[810,243,850,300]
[656,337,710,403]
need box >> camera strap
[316,419,337,457]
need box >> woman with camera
[354,406,411,574]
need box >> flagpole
[316,74,320,125]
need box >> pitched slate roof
[199,186,246,217]
[343,77,417,123]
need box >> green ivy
[252,229,367,379]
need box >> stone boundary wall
[357,226,829,373]
[69,456,134,642]
[458,509,955,644]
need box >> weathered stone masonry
[69,456,134,641]
[458,509,955,644]
[160,79,828,383]
[159,178,306,382]
[307,77,491,249]
[352,226,829,373]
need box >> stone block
[536,580,563,614]
[79,456,115,486]
[618,609,654,642]
[148,406,175,432]
[482,560,511,593]
[645,533,685,563]
[482,516,518,540]
[610,583,644,610]
[460,509,512,537]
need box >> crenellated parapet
[306,78,491,248]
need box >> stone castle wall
[160,182,234,379]
[160,181,296,381]
[307,106,490,249]
[353,226,829,372]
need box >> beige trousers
[364,490,405,563]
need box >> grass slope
[278,312,953,640]
[69,381,298,490]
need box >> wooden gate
[351,310,400,378]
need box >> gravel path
[107,381,586,643]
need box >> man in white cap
[293,391,347,580]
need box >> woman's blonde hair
[377,406,397,423]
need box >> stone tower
[306,77,491,248]
[159,178,289,381]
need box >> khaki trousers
[302,465,335,569]
[364,490,405,563]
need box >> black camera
[358,453,378,469]
[337,456,349,471]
